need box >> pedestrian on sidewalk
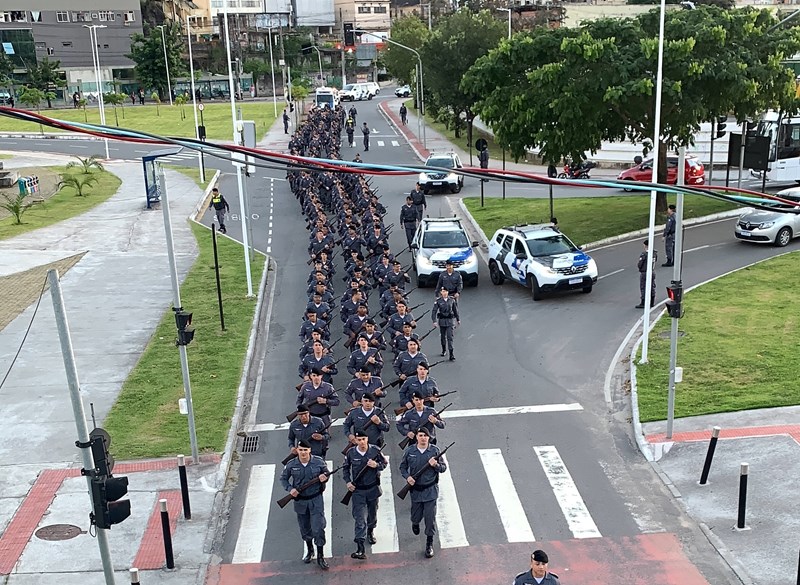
[72,91,80,109]
[400,104,408,125]
[513,550,561,585]
[362,123,370,151]
[636,239,657,309]
[662,204,676,266]
[210,188,230,234]
[283,109,290,134]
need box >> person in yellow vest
[210,188,230,234]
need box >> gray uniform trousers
[294,495,327,546]
[639,271,656,303]
[665,234,675,264]
[351,489,380,542]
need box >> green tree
[151,92,161,116]
[1,192,33,225]
[175,94,186,120]
[0,53,14,96]
[104,92,125,126]
[421,9,504,138]
[128,23,187,100]
[26,58,66,108]
[243,58,271,93]
[58,174,98,197]
[383,16,431,85]
[463,6,800,209]
[66,155,104,174]
[19,87,46,133]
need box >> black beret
[354,429,369,438]
[297,440,312,449]
[310,367,323,375]
[532,550,549,564]
[296,405,309,413]
[417,361,429,369]
[361,392,375,402]
[415,427,430,436]
[358,366,371,374]
[412,391,424,399]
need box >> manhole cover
[35,524,83,541]
[658,330,686,338]
[241,434,259,453]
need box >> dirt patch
[0,166,64,220]
[0,252,85,331]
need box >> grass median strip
[463,195,737,246]
[636,251,800,423]
[104,221,265,459]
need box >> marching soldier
[435,260,463,301]
[399,362,439,410]
[343,393,390,449]
[385,300,416,339]
[279,442,331,569]
[410,182,427,222]
[399,427,447,558]
[393,338,428,381]
[298,340,338,385]
[299,310,329,343]
[385,260,411,290]
[297,369,339,426]
[432,287,460,361]
[286,406,329,459]
[396,392,445,444]
[342,430,387,559]
[345,367,386,406]
[347,334,384,376]
[636,239,657,309]
[513,550,561,585]
[392,322,420,356]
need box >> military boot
[425,536,434,558]
[317,546,329,570]
[302,540,314,564]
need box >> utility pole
[340,8,346,86]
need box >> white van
[365,82,380,97]
[340,83,367,101]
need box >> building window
[373,5,387,13]
[98,11,114,22]
[124,11,135,22]
[31,11,42,22]
[35,41,46,50]
[72,12,91,22]
[357,6,371,13]
[56,11,69,22]
[62,41,72,47]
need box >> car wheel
[775,226,792,247]
[489,261,504,285]
[528,275,542,301]
[417,275,425,288]
[368,94,373,100]
[622,179,635,192]
[467,274,478,288]
[423,188,429,195]
[557,173,567,179]
[450,183,461,194]
[582,285,593,294]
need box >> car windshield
[526,235,578,257]
[422,230,469,248]
[426,158,454,169]
[343,84,355,91]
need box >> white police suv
[418,152,464,194]
[412,218,479,287]
[487,224,598,300]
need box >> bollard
[736,463,749,530]
[177,454,192,520]
[699,426,721,485]
[796,547,799,585]
[130,567,140,584]
[160,499,175,569]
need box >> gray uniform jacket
[342,444,387,501]
[393,350,429,377]
[287,416,328,457]
[436,271,463,294]
[343,407,390,445]
[347,348,383,375]
[344,376,384,404]
[400,204,418,226]
[386,312,414,338]
[512,571,561,585]
[399,443,446,503]
[296,381,339,418]
[396,406,445,441]
[663,214,676,238]
[399,376,438,405]
[298,353,338,382]
[280,455,329,500]
[432,297,459,326]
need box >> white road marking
[377,141,385,147]
[598,268,624,280]
[232,464,274,563]
[436,456,469,548]
[685,244,709,253]
[391,140,400,147]
[248,403,583,432]
[478,449,535,542]
[534,446,601,539]
[371,456,399,553]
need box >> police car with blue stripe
[411,218,479,287]
[487,224,598,301]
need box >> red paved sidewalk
[646,424,800,445]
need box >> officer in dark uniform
[279,442,331,569]
[297,369,339,426]
[410,182,427,222]
[663,204,676,266]
[401,196,418,246]
[343,393,390,449]
[399,426,447,558]
[210,188,230,233]
[399,362,439,409]
[396,392,445,444]
[432,287,459,360]
[478,145,489,181]
[636,239,657,309]
[342,429,387,559]
[513,549,561,585]
[361,122,370,151]
[435,260,463,301]
[286,406,329,459]
[345,367,386,406]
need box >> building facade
[335,0,391,34]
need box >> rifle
[413,309,431,323]
[276,463,344,509]
[286,388,339,422]
[341,402,392,455]
[341,444,387,506]
[397,441,455,500]
[409,302,425,313]
[418,327,436,343]
[398,402,453,449]
[281,418,337,465]
[394,391,457,416]
[402,287,418,297]
[294,355,347,391]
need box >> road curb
[0,132,99,140]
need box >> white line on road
[372,456,399,553]
[377,140,385,147]
[685,244,709,253]
[436,456,469,548]
[248,403,583,432]
[598,268,624,280]
[479,449,535,542]
[232,464,274,563]
[391,140,400,147]
[534,446,601,539]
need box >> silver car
[734,188,800,247]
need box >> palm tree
[58,174,98,197]
[0,193,33,225]
[66,155,104,174]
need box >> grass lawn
[103,221,265,459]
[164,164,214,191]
[0,168,121,240]
[464,194,737,247]
[636,251,800,422]
[0,154,11,159]
[0,103,277,141]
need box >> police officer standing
[410,182,427,222]
[636,240,657,309]
[399,427,447,558]
[478,145,489,181]
[279,442,331,569]
[401,196,418,247]
[512,549,561,585]
[342,430,388,560]
[662,204,676,267]
[210,188,230,234]
[432,287,459,361]
[435,260,463,301]
[283,109,290,134]
[362,122,370,151]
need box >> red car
[617,155,705,191]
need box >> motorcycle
[557,159,597,179]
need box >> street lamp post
[419,3,432,31]
[157,25,173,106]
[267,26,278,117]
[186,16,205,183]
[82,24,109,159]
[310,45,324,85]
[498,7,512,40]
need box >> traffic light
[666,281,683,318]
[716,116,727,139]
[175,309,195,346]
[344,23,355,47]
[90,476,131,529]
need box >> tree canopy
[128,22,188,97]
[382,16,431,85]
[27,57,66,108]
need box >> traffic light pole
[47,269,117,585]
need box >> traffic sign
[475,138,488,152]
[198,103,205,111]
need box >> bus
[315,87,338,110]
[752,111,800,183]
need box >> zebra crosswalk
[229,444,606,564]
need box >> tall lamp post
[82,24,109,159]
[310,45,324,85]
[186,16,205,182]
[157,25,173,106]
[498,7,512,40]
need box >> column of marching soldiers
[279,105,462,570]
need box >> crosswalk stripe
[371,456,399,553]
[392,140,400,147]
[478,449,535,543]
[534,446,601,539]
[436,456,469,548]
[377,140,385,147]
[232,464,274,563]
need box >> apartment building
[335,0,391,34]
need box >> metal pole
[340,9,346,86]
[268,27,277,117]
[737,120,746,189]
[160,499,175,569]
[129,568,139,585]
[708,118,715,186]
[159,26,173,106]
[737,463,749,529]
[158,168,200,463]
[48,269,116,585]
[314,46,323,84]
[415,63,422,148]
[699,426,721,485]
[640,0,667,364]
[211,224,226,330]
[418,55,426,149]
[177,454,192,519]
[480,178,485,208]
[186,17,205,183]
[242,171,255,263]
[85,26,110,159]
[502,148,506,200]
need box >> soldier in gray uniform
[636,240,657,309]
[401,196,418,246]
[279,442,331,569]
[399,362,439,409]
[343,393,390,448]
[342,430,388,559]
[662,204,676,267]
[435,260,463,301]
[296,369,339,426]
[399,427,447,558]
[409,182,427,222]
[512,549,561,585]
[393,339,428,381]
[345,367,386,406]
[286,406,329,459]
[432,287,460,361]
[396,392,445,444]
